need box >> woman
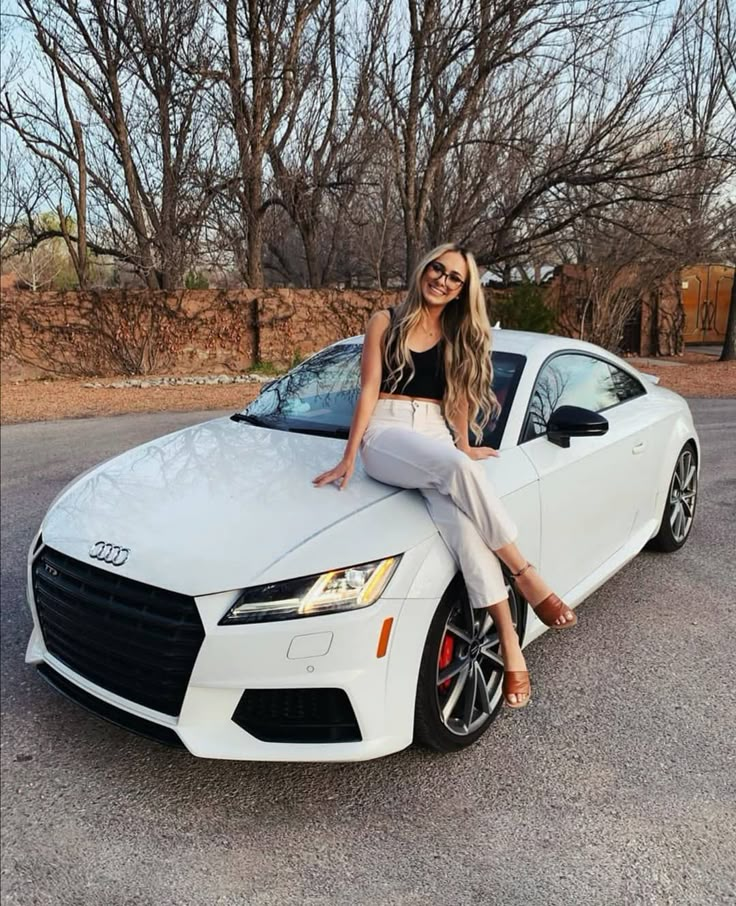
[312,242,576,709]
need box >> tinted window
[243,342,525,447]
[480,352,525,449]
[524,353,642,440]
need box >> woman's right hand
[312,456,355,490]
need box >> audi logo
[89,541,130,566]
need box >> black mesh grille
[33,546,205,716]
[232,688,362,743]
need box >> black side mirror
[547,405,609,448]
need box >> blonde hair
[383,242,499,443]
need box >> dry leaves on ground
[627,355,736,398]
[0,379,262,425]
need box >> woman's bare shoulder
[366,309,393,334]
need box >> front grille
[232,688,362,743]
[37,663,185,749]
[33,546,205,716]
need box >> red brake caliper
[438,632,455,693]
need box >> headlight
[219,556,401,625]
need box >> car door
[603,367,662,533]
[519,352,652,597]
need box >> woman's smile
[420,251,468,305]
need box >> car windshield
[241,343,526,448]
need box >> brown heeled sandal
[510,562,578,630]
[503,671,531,709]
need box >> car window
[243,342,526,448]
[610,367,646,402]
[246,344,362,431]
[479,352,525,449]
[523,353,645,441]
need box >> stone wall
[0,287,401,381]
[1,271,695,382]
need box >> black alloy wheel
[413,571,525,753]
[648,442,698,552]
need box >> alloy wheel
[435,579,519,736]
[669,448,697,543]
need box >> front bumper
[25,538,445,762]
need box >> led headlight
[219,556,401,624]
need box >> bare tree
[0,140,45,263]
[266,0,391,286]
[373,0,663,279]
[212,0,326,287]
[2,0,220,289]
[9,213,76,290]
[2,56,92,287]
[705,0,736,361]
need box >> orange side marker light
[376,617,394,658]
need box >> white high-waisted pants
[360,398,518,608]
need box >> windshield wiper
[230,412,274,427]
[231,412,347,438]
[295,426,348,439]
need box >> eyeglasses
[426,259,465,290]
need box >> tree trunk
[246,173,265,288]
[303,228,322,288]
[75,124,88,289]
[404,208,419,286]
[720,272,736,361]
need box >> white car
[25,330,699,761]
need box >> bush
[491,282,554,333]
[250,359,282,376]
[185,270,209,289]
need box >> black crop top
[379,307,446,401]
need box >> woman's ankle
[499,634,522,656]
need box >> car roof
[336,329,622,362]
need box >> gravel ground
[1,353,734,425]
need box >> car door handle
[632,441,646,454]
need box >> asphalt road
[1,401,735,906]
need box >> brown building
[681,264,734,346]
[541,262,733,356]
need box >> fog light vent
[232,688,361,743]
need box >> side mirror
[547,405,609,448]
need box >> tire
[413,570,526,753]
[647,441,698,553]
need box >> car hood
[40,417,439,596]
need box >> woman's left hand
[462,446,499,461]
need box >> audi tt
[25,330,699,760]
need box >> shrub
[185,270,209,289]
[491,282,555,333]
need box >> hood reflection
[43,417,406,595]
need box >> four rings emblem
[89,541,130,566]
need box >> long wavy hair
[382,243,498,443]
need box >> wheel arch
[411,563,528,752]
[383,531,528,747]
